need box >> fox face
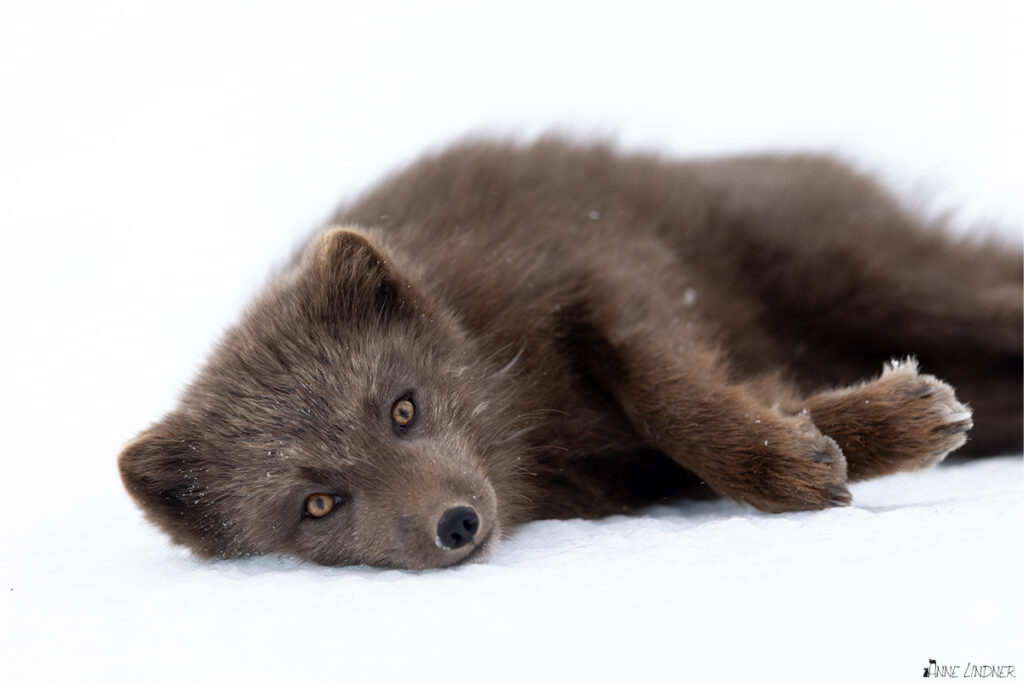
[119,228,524,569]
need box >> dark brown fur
[119,138,1023,569]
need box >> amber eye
[391,397,416,428]
[305,493,337,518]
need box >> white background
[0,2,1020,681]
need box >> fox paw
[805,359,973,481]
[876,359,973,467]
[728,414,851,514]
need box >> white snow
[0,2,1021,682]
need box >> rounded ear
[118,425,214,553]
[306,227,417,325]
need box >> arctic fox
[119,139,1022,569]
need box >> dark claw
[907,384,936,399]
[942,420,973,435]
[812,450,833,463]
[827,484,852,506]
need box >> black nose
[436,506,479,550]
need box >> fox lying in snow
[120,139,1023,569]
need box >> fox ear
[307,227,416,325]
[118,425,214,552]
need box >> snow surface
[1,2,1021,682]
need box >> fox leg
[593,329,852,513]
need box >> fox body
[120,139,1023,569]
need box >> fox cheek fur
[119,229,519,569]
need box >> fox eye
[391,397,416,428]
[305,493,339,518]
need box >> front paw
[723,415,851,513]
[874,359,973,468]
[805,358,973,481]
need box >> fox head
[119,228,529,569]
